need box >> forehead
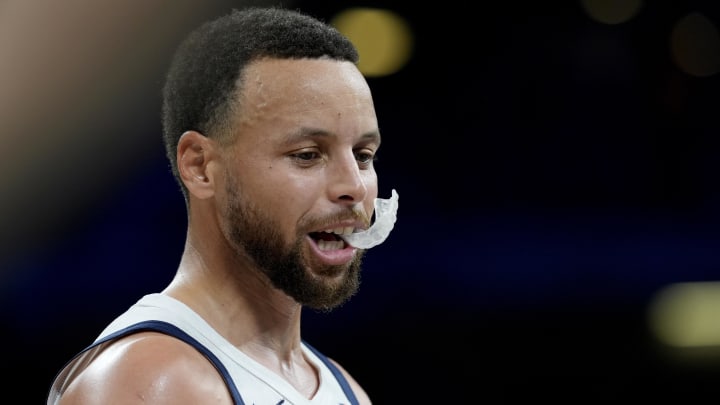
[235,58,376,124]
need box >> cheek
[365,171,379,196]
[366,186,379,218]
[363,167,378,187]
[254,179,309,226]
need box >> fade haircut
[161,6,360,203]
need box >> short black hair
[161,6,360,202]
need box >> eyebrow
[282,127,382,146]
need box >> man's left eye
[294,151,319,160]
[355,151,375,163]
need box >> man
[47,6,398,404]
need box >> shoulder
[58,332,232,404]
[328,357,373,405]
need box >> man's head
[163,7,381,310]
[162,7,359,202]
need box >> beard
[222,176,364,311]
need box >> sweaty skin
[56,58,376,405]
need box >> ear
[177,130,217,200]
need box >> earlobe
[177,130,216,199]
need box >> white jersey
[47,294,360,405]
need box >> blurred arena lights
[670,12,720,77]
[648,281,720,348]
[581,0,720,78]
[580,0,644,25]
[331,7,413,78]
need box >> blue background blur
[2,0,720,402]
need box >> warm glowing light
[331,8,413,77]
[648,281,720,347]
[580,0,643,25]
[670,12,720,77]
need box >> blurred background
[2,0,720,402]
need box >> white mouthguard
[343,189,399,249]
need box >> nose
[329,152,369,205]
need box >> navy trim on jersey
[57,320,360,405]
[302,341,360,405]
[92,320,246,405]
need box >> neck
[163,234,305,355]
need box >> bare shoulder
[328,357,373,405]
[58,332,232,405]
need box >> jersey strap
[302,341,360,405]
[93,320,246,405]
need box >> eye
[355,150,377,166]
[290,150,322,162]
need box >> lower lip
[306,235,357,265]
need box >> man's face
[218,58,380,310]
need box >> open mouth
[309,227,354,251]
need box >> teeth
[324,227,354,235]
[317,239,345,251]
[315,227,355,250]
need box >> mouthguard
[343,189,399,249]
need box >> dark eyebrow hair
[282,127,382,146]
[359,130,382,146]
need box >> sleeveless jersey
[47,293,360,405]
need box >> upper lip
[314,220,368,235]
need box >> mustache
[302,206,371,231]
